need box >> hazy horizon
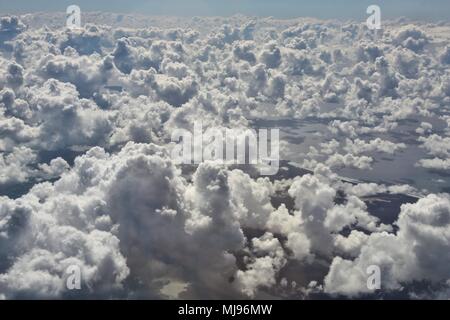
[0,0,449,21]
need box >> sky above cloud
[0,0,449,20]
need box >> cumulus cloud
[325,153,373,170]
[417,157,450,170]
[344,138,406,155]
[236,233,286,297]
[0,146,36,184]
[392,26,429,52]
[0,16,26,50]
[324,194,450,297]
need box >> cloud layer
[0,13,449,299]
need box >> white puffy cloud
[288,174,335,255]
[0,16,26,51]
[344,138,406,155]
[236,233,286,297]
[333,230,369,258]
[392,26,429,52]
[417,157,450,170]
[325,153,373,170]
[324,194,450,297]
[0,146,36,184]
[416,122,432,135]
[418,134,450,158]
[38,50,113,98]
